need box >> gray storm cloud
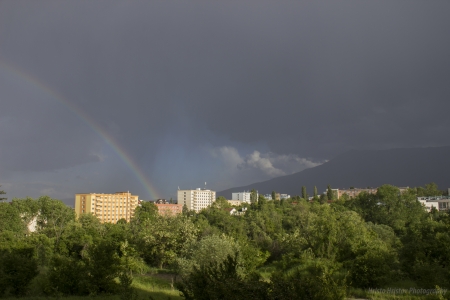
[0,1,449,199]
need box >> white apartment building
[231,191,258,203]
[177,188,216,212]
[418,196,450,212]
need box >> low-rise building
[336,186,409,199]
[418,196,450,212]
[223,207,238,215]
[263,193,290,200]
[155,203,183,216]
[227,200,243,206]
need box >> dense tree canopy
[0,183,449,298]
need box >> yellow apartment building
[75,191,139,223]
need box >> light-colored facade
[231,191,258,203]
[75,192,139,223]
[263,194,272,200]
[227,200,243,206]
[155,203,183,216]
[418,196,450,212]
[336,186,409,199]
[177,188,216,212]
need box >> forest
[0,184,449,299]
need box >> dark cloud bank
[0,1,449,199]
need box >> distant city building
[227,200,243,206]
[263,194,272,200]
[155,203,183,216]
[223,207,238,215]
[231,191,258,203]
[75,191,139,223]
[418,196,450,212]
[280,194,290,199]
[333,187,409,199]
[177,188,216,212]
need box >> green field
[3,273,183,300]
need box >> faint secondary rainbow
[0,60,160,200]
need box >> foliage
[2,184,450,296]
[250,189,258,203]
[302,185,307,200]
[416,183,443,197]
[270,258,347,300]
[177,254,270,300]
[212,196,231,208]
[47,240,122,296]
[136,215,198,268]
[118,271,138,300]
[0,202,26,235]
[327,184,334,200]
[132,201,158,226]
[0,185,6,201]
[0,247,38,297]
[176,234,243,277]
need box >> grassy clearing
[3,273,183,300]
[348,286,449,300]
[133,274,183,300]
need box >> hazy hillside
[218,146,450,198]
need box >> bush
[46,241,121,296]
[0,247,38,296]
[176,254,270,300]
[270,259,347,300]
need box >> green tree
[37,196,75,247]
[302,186,308,200]
[327,185,335,200]
[319,193,328,204]
[48,240,122,295]
[250,189,258,203]
[182,203,189,215]
[270,258,347,300]
[84,240,122,294]
[137,215,198,268]
[424,183,442,196]
[176,254,269,300]
[213,196,231,209]
[314,186,318,197]
[326,185,332,199]
[132,201,158,225]
[0,247,39,296]
[176,235,241,277]
[0,186,6,201]
[271,191,276,201]
[0,202,26,235]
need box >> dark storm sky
[1,1,449,203]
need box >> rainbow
[0,60,160,200]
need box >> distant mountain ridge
[218,146,450,198]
